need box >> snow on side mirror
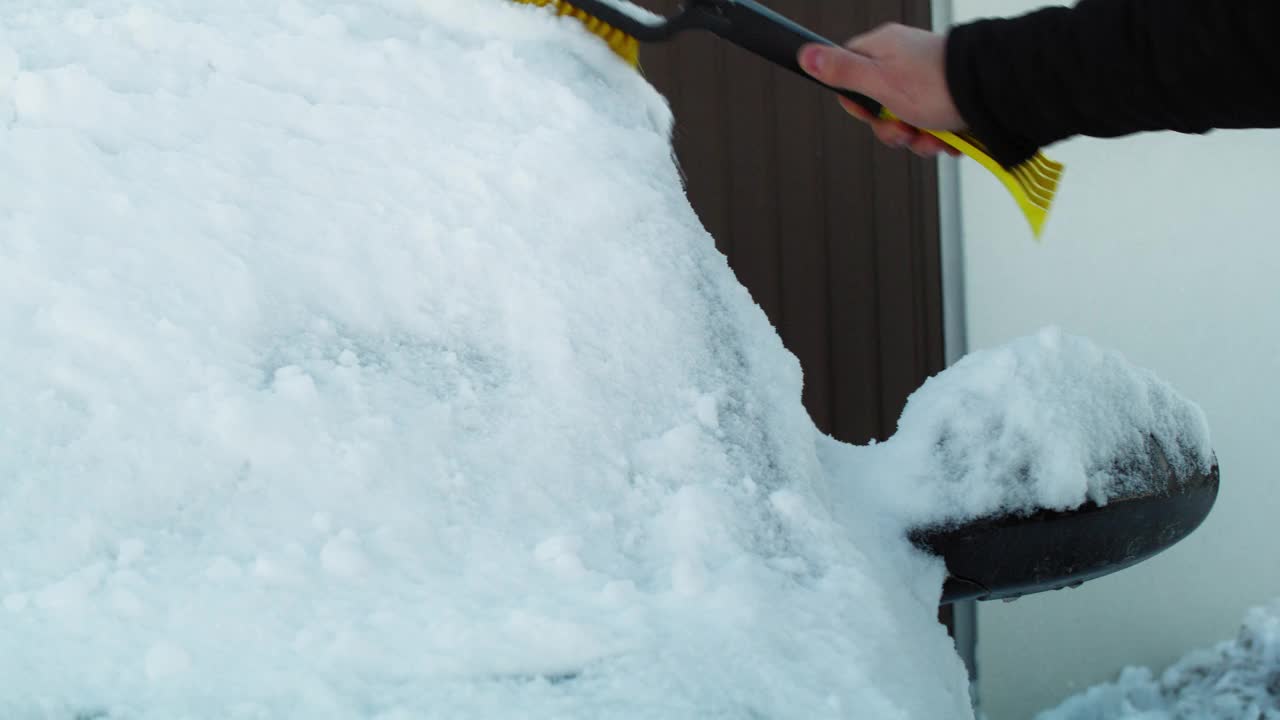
[910,438,1220,604]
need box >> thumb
[798,44,888,101]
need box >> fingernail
[800,46,825,75]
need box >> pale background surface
[943,1,1280,716]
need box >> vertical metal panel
[772,0,833,430]
[816,0,885,445]
[636,0,959,670]
[724,43,782,322]
[640,0,944,445]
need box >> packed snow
[594,0,664,24]
[1038,600,1280,719]
[822,328,1213,528]
[0,0,1210,718]
[0,0,968,716]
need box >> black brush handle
[689,0,885,117]
[565,0,886,117]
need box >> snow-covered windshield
[0,1,1210,718]
[0,1,971,716]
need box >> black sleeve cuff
[945,19,1043,169]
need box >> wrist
[945,21,1041,168]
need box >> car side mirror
[910,439,1220,604]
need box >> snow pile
[0,0,1214,717]
[822,328,1213,527]
[1037,600,1280,720]
[0,1,970,717]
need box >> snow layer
[595,0,664,23]
[822,329,1213,528]
[0,0,1214,717]
[0,1,970,717]
[1038,600,1280,719]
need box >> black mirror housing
[911,442,1220,604]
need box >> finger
[908,138,939,158]
[844,27,884,56]
[908,134,953,158]
[926,136,963,157]
[845,23,901,57]
[797,43,888,101]
[836,96,876,123]
[872,120,917,149]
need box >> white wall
[947,2,1280,717]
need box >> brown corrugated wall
[639,0,945,447]
[637,0,954,632]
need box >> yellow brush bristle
[881,108,1063,238]
[512,0,642,67]
[933,129,1064,239]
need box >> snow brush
[516,0,1064,238]
[517,0,643,66]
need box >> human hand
[798,24,965,158]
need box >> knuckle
[833,58,865,82]
[827,53,867,85]
[872,22,905,40]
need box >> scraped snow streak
[1038,600,1280,719]
[594,0,664,23]
[0,0,1209,718]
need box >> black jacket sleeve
[945,0,1280,167]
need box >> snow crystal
[116,539,147,568]
[1038,600,1280,719]
[822,328,1213,527]
[320,529,369,579]
[144,642,192,682]
[204,557,243,582]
